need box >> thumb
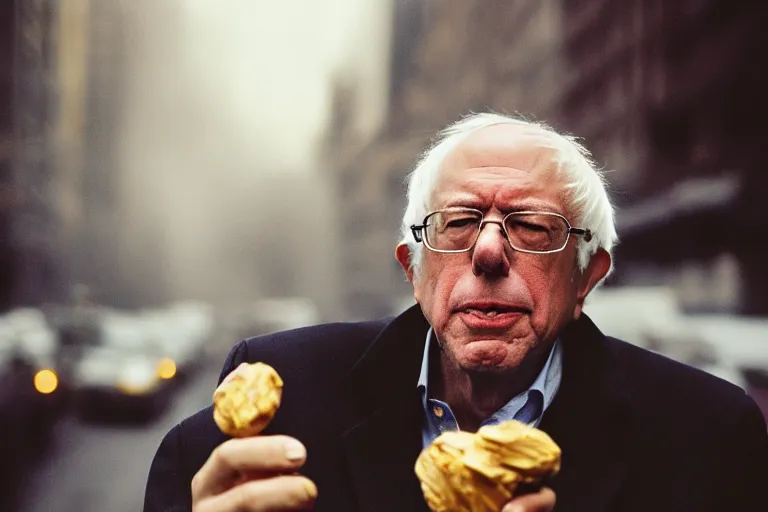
[501,487,556,512]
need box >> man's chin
[455,339,523,372]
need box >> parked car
[585,286,749,390]
[0,308,67,425]
[71,310,176,421]
[685,314,768,392]
[0,316,64,503]
[140,301,213,380]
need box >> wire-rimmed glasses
[410,207,592,254]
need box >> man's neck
[432,348,550,432]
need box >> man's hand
[191,435,317,511]
[501,487,556,512]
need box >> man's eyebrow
[434,190,564,213]
[504,201,563,213]
[439,195,484,209]
[438,199,563,214]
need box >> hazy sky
[171,0,390,171]
[113,0,393,308]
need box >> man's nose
[471,221,511,277]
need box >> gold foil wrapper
[213,362,284,437]
[415,420,561,512]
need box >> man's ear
[395,243,415,283]
[573,248,611,320]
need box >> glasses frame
[410,207,593,254]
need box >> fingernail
[284,439,307,461]
[502,505,523,512]
[303,479,318,499]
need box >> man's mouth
[460,304,530,317]
[456,304,528,329]
[472,309,500,317]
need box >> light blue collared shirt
[417,328,563,448]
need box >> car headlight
[76,357,121,387]
[156,357,176,380]
[34,369,58,394]
[117,364,159,395]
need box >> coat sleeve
[728,396,768,510]
[143,423,190,512]
[143,340,249,512]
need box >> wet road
[16,360,225,512]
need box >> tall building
[1,0,63,309]
[50,0,167,309]
[0,0,17,310]
[73,0,147,307]
[0,0,160,311]
[557,0,768,314]
[51,0,90,294]
[321,0,412,320]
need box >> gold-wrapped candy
[414,420,561,512]
[213,362,283,437]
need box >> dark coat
[144,306,768,511]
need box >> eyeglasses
[410,207,592,254]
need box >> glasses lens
[504,213,568,252]
[425,209,482,251]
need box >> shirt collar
[529,335,562,412]
[417,327,562,414]
[416,328,432,399]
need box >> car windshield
[51,305,104,348]
[59,323,101,348]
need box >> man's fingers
[501,486,556,512]
[192,436,307,499]
[196,475,317,512]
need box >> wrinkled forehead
[442,124,562,176]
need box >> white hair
[399,112,618,279]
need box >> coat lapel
[539,314,631,511]
[341,306,431,512]
[342,393,428,512]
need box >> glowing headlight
[157,358,177,380]
[117,381,156,395]
[117,364,158,395]
[34,369,58,394]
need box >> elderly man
[144,113,768,512]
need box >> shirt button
[432,405,444,418]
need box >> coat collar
[341,305,430,512]
[341,306,630,512]
[539,314,631,511]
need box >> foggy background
[1,1,767,511]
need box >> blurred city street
[16,355,224,512]
[1,0,767,510]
